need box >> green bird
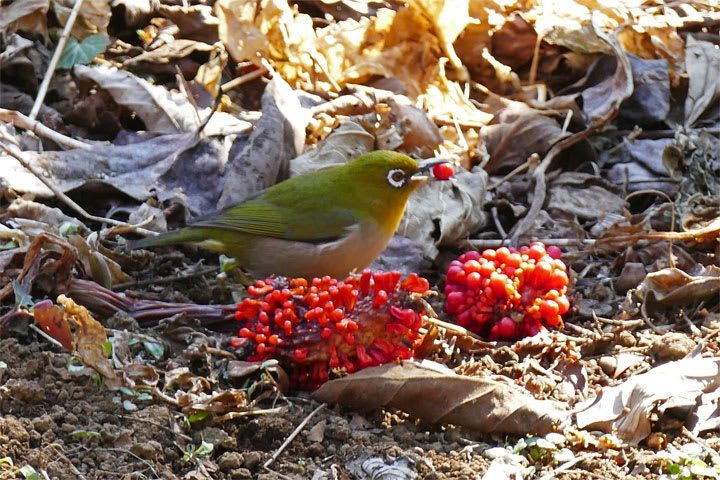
[130,150,451,279]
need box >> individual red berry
[432,162,455,180]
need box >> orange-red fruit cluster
[231,271,430,389]
[444,243,570,340]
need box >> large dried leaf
[313,360,568,435]
[575,355,720,444]
[57,295,122,389]
[290,118,375,177]
[605,138,675,194]
[217,76,309,208]
[635,267,720,307]
[684,36,720,127]
[410,0,472,72]
[0,0,49,36]
[547,172,625,221]
[532,0,683,63]
[481,101,570,173]
[399,166,487,258]
[72,64,248,135]
[54,0,111,38]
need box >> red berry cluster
[231,271,430,389]
[444,243,570,340]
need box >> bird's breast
[242,221,393,279]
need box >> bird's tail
[128,228,208,250]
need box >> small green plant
[658,443,720,480]
[182,440,214,463]
[19,465,41,480]
[184,412,210,431]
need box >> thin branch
[263,403,326,470]
[29,0,87,120]
[0,138,156,236]
[0,108,91,150]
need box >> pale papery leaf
[575,355,720,444]
[684,37,720,127]
[634,267,720,307]
[313,360,568,435]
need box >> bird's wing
[191,196,360,243]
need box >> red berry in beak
[432,162,454,180]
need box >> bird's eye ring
[387,169,406,188]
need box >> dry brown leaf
[177,389,249,414]
[0,0,49,37]
[575,355,720,444]
[122,363,159,389]
[57,294,122,389]
[72,64,249,136]
[410,0,472,75]
[547,172,625,221]
[165,367,212,395]
[54,0,111,38]
[481,101,569,173]
[155,3,219,43]
[123,39,214,66]
[635,267,720,307]
[313,360,567,435]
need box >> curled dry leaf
[575,355,720,444]
[165,367,212,395]
[57,294,122,389]
[634,266,720,307]
[226,360,290,393]
[313,360,568,435]
[177,388,249,415]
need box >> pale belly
[242,222,392,279]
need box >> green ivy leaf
[58,35,109,69]
[143,341,164,360]
[13,280,33,308]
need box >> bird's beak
[409,158,449,186]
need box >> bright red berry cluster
[231,270,430,389]
[444,243,570,340]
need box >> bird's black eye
[387,168,406,188]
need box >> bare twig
[221,66,270,91]
[0,109,91,149]
[29,323,66,350]
[263,403,326,470]
[461,239,596,250]
[488,153,538,192]
[29,0,87,120]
